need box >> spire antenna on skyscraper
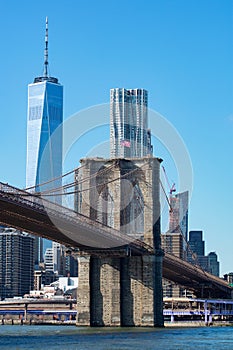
[34,17,58,84]
[44,17,49,78]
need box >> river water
[0,325,232,349]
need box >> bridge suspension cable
[24,162,116,197]
[24,167,78,191]
[23,161,149,198]
[24,161,115,195]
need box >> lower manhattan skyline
[0,0,232,279]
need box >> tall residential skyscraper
[110,88,152,158]
[26,18,63,264]
[0,228,34,298]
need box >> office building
[52,241,66,275]
[26,18,63,264]
[0,228,34,298]
[207,252,219,277]
[52,276,78,294]
[44,248,54,272]
[44,243,66,276]
[110,88,152,158]
[163,191,189,298]
[169,191,189,242]
[161,232,184,259]
[187,231,220,277]
[161,232,185,298]
[188,230,205,258]
[65,254,78,277]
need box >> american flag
[120,140,131,147]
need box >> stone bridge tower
[74,157,164,327]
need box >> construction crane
[162,166,176,197]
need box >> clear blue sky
[0,0,232,275]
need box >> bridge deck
[0,182,232,298]
[0,182,152,256]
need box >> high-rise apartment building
[0,228,34,298]
[110,88,152,158]
[26,18,63,264]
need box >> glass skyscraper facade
[110,88,152,158]
[26,19,63,264]
[26,79,63,191]
[169,191,189,242]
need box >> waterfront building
[34,268,57,290]
[26,18,63,265]
[51,276,78,294]
[110,88,152,158]
[0,228,34,298]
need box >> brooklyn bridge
[0,157,232,327]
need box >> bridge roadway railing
[0,182,153,256]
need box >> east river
[0,325,232,349]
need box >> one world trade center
[26,18,63,264]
